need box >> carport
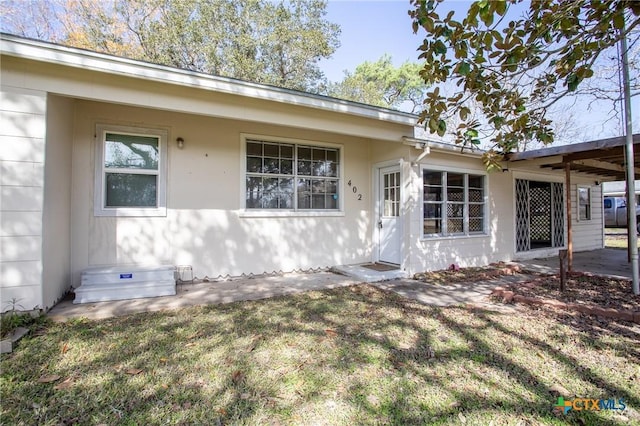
[506,134,640,293]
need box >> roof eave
[0,34,418,127]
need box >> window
[94,125,167,217]
[423,170,485,237]
[578,186,591,220]
[604,198,612,209]
[244,137,340,211]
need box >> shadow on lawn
[1,285,638,425]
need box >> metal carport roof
[505,134,640,180]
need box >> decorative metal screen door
[378,166,401,264]
[516,179,565,252]
[515,179,531,252]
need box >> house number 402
[347,180,362,201]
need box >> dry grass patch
[1,285,638,425]
[605,228,639,250]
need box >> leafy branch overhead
[0,0,340,93]
[409,0,640,171]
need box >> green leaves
[566,74,580,91]
[457,61,471,75]
[465,128,481,145]
[433,40,447,55]
[409,0,634,163]
[437,119,447,136]
[5,0,341,93]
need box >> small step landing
[331,263,407,283]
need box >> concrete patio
[47,248,636,322]
[519,248,636,280]
[48,272,359,321]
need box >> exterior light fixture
[176,137,184,149]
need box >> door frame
[372,160,404,265]
[511,171,567,260]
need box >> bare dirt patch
[501,272,640,313]
[413,262,522,285]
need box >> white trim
[419,233,490,243]
[238,133,344,216]
[512,247,563,261]
[1,35,417,126]
[511,177,568,254]
[419,165,489,239]
[94,124,168,217]
[577,185,593,222]
[238,211,345,218]
[511,169,569,254]
[402,136,484,158]
[371,159,404,264]
[511,170,565,183]
[373,163,404,265]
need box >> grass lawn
[1,285,638,425]
[605,227,638,250]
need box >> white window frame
[94,124,167,217]
[577,185,592,221]
[240,133,344,217]
[421,166,488,239]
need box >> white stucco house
[1,34,612,312]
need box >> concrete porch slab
[48,271,359,321]
[518,248,634,280]
[330,264,408,283]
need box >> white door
[378,166,401,264]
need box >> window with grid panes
[245,139,340,210]
[94,124,167,217]
[423,170,486,237]
[578,186,591,220]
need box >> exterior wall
[0,47,609,305]
[0,87,47,312]
[368,139,412,269]
[70,100,378,287]
[509,168,605,259]
[0,55,410,143]
[367,142,515,274]
[366,141,607,274]
[569,178,604,252]
[409,151,514,273]
[42,95,74,309]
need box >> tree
[409,0,640,170]
[0,0,340,92]
[328,55,429,112]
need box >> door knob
[378,220,383,229]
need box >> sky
[320,0,423,82]
[321,0,529,81]
[320,0,638,143]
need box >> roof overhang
[505,134,640,180]
[0,33,418,127]
[402,136,484,158]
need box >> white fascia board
[402,136,484,158]
[0,34,418,127]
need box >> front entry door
[378,166,401,264]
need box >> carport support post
[565,162,573,272]
[620,30,640,295]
